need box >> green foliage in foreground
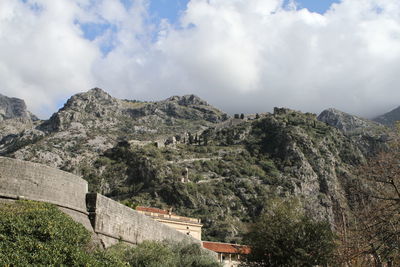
[107,241,221,267]
[0,200,220,266]
[0,200,125,266]
[243,199,337,267]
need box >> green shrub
[0,200,125,266]
[124,241,176,267]
[107,240,221,267]
[171,241,221,267]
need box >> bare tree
[349,128,400,266]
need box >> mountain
[373,106,400,126]
[0,93,37,121]
[318,108,390,156]
[0,89,393,243]
[0,88,228,171]
[317,108,382,134]
[76,107,375,242]
[0,94,39,141]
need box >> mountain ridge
[373,105,400,126]
[0,88,396,243]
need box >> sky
[1,0,400,119]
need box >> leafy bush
[123,241,177,267]
[106,240,221,267]
[0,200,125,266]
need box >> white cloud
[0,0,99,116]
[1,0,400,119]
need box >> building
[136,206,202,240]
[202,241,251,267]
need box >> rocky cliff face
[0,88,228,172]
[373,106,400,126]
[0,93,37,121]
[318,108,381,134]
[0,94,38,141]
[318,108,391,156]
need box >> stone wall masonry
[0,157,210,252]
[0,156,93,232]
[0,156,88,213]
[87,193,201,248]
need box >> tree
[226,133,234,145]
[188,132,194,145]
[348,131,400,266]
[240,113,245,119]
[243,199,336,267]
[203,135,208,146]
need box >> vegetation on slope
[80,109,365,243]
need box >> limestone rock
[0,88,228,173]
[318,108,391,156]
[317,108,381,134]
[0,93,37,121]
[0,94,39,141]
[373,106,400,126]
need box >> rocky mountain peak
[165,94,208,106]
[317,108,380,134]
[41,88,120,132]
[0,94,37,121]
[178,94,208,106]
[62,87,117,110]
[373,106,400,126]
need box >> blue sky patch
[78,22,118,55]
[148,0,189,24]
[120,0,133,10]
[295,0,340,14]
[79,22,116,41]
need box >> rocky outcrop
[318,108,381,134]
[318,108,391,156]
[373,106,400,126]
[0,88,228,173]
[0,94,39,141]
[126,94,227,123]
[0,93,37,121]
[248,108,364,225]
[40,88,120,132]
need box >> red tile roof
[136,206,170,215]
[202,241,251,255]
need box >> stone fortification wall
[0,157,207,250]
[87,193,201,247]
[0,156,87,212]
[0,156,93,231]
